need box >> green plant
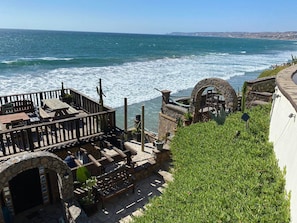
[157,132,170,143]
[209,108,227,125]
[76,166,97,205]
[132,117,142,141]
[176,117,183,128]
[183,111,193,126]
[183,112,193,121]
[80,177,97,205]
[62,93,73,104]
[134,104,290,223]
[241,81,247,112]
[257,56,297,79]
[291,54,297,64]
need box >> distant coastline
[168,31,297,41]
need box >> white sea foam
[0,51,295,108]
[39,57,73,61]
[1,57,73,64]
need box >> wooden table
[42,99,78,119]
[0,112,30,124]
[0,112,30,129]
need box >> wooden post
[141,105,144,152]
[97,79,105,112]
[0,134,6,156]
[124,98,128,140]
[27,128,35,152]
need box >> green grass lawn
[134,105,290,223]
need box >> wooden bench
[95,165,135,209]
[13,100,35,113]
[67,106,79,115]
[38,107,51,120]
[0,102,14,114]
[1,100,35,115]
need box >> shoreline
[168,31,297,41]
[115,69,261,133]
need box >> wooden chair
[1,103,14,115]
[11,119,27,128]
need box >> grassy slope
[258,65,289,78]
[134,105,290,223]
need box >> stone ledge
[276,64,297,112]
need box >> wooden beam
[67,151,82,167]
[91,143,114,162]
[123,142,137,155]
[103,140,126,158]
[79,147,101,167]
[100,150,114,162]
[112,147,127,158]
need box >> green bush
[258,65,288,78]
[134,104,290,223]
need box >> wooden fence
[0,111,116,157]
[0,89,116,157]
[0,88,114,114]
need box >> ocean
[1,29,297,132]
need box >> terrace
[0,87,116,156]
[0,86,170,223]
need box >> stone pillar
[161,90,171,112]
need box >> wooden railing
[0,88,113,114]
[69,89,107,114]
[0,89,63,108]
[0,111,116,157]
[0,88,117,157]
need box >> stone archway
[190,78,238,123]
[0,151,73,223]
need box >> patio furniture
[1,103,14,115]
[0,112,30,129]
[94,165,135,209]
[42,99,79,119]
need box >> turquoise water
[1,29,297,132]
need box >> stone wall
[190,78,238,122]
[244,76,275,108]
[158,78,238,137]
[133,147,171,182]
[158,111,182,141]
[0,151,73,223]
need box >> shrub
[134,104,290,223]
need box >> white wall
[270,86,297,223]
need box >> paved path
[89,169,173,223]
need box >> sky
[0,0,296,34]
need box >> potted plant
[132,115,142,142]
[76,166,98,216]
[62,93,73,104]
[183,112,193,126]
[154,132,169,150]
[154,139,165,150]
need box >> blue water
[1,29,297,132]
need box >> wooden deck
[0,88,117,158]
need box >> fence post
[141,105,144,152]
[27,128,35,152]
[124,98,128,140]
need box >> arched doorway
[0,151,73,223]
[190,78,238,123]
